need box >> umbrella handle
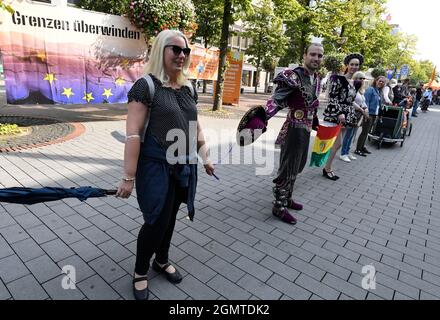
[105,190,117,195]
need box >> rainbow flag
[310,123,341,167]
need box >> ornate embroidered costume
[323,75,357,127]
[265,67,320,224]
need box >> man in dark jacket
[412,84,423,116]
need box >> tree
[408,60,436,85]
[323,52,345,74]
[212,0,253,111]
[78,0,129,15]
[383,32,417,78]
[192,0,222,48]
[192,0,223,93]
[315,0,396,67]
[243,0,287,93]
[277,0,317,66]
[262,56,279,90]
[79,0,197,41]
[371,67,386,78]
[127,0,196,40]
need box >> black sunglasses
[165,45,191,56]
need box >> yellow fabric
[312,136,337,154]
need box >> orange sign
[188,44,219,80]
[214,50,243,105]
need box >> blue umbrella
[0,187,117,205]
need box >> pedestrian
[116,29,215,300]
[421,87,433,112]
[322,53,361,179]
[341,71,369,161]
[357,76,386,153]
[382,78,397,106]
[392,83,404,105]
[434,90,440,105]
[269,43,324,223]
[412,84,423,117]
[237,43,323,224]
[401,79,410,97]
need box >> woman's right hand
[116,180,134,198]
[203,161,215,176]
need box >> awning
[424,80,440,90]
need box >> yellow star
[44,73,57,85]
[115,77,126,86]
[61,88,74,99]
[82,92,94,103]
[102,88,113,99]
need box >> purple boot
[287,199,303,211]
[272,207,297,225]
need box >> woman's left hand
[204,161,215,176]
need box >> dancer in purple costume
[265,43,324,224]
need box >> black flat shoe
[152,260,183,284]
[354,150,367,157]
[361,148,371,154]
[133,275,149,300]
[323,168,339,181]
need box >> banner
[0,1,148,105]
[187,44,219,81]
[214,50,243,105]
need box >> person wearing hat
[340,71,369,162]
[322,53,362,177]
[237,43,323,224]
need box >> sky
[386,0,440,68]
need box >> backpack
[140,74,195,142]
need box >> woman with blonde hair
[116,29,215,300]
[340,71,369,161]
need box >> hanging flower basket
[127,0,197,41]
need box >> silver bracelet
[125,134,140,141]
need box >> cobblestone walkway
[0,116,77,152]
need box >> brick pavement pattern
[0,100,439,300]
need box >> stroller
[368,106,406,149]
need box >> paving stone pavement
[0,102,440,300]
[0,115,74,151]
